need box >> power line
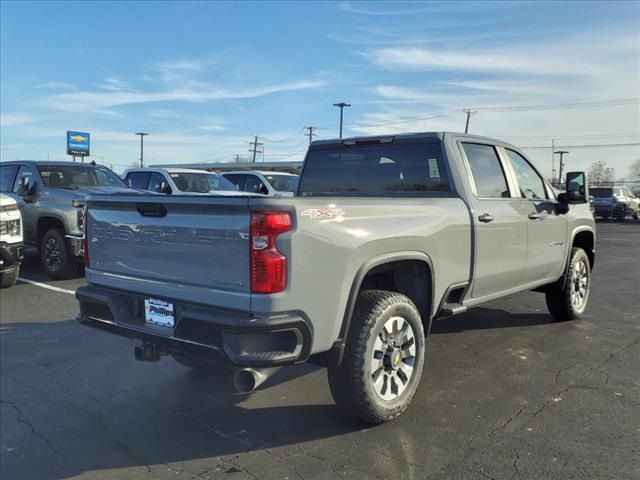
[519,142,640,149]
[472,97,639,112]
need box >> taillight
[82,207,89,267]
[250,212,292,294]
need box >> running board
[435,305,467,320]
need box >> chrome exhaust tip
[233,367,279,393]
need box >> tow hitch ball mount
[134,343,167,362]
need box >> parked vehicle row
[0,161,133,279]
[590,185,640,221]
[123,167,244,196]
[75,132,596,424]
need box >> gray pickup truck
[0,161,132,279]
[76,132,595,424]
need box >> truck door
[460,143,528,298]
[10,165,38,244]
[502,148,567,283]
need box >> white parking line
[17,277,75,295]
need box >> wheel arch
[571,227,595,270]
[339,252,435,342]
[36,215,66,248]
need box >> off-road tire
[40,229,81,280]
[545,248,591,321]
[327,290,425,424]
[615,206,627,222]
[0,266,19,289]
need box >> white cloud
[36,82,77,91]
[0,113,37,127]
[36,79,326,113]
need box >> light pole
[333,102,351,139]
[554,150,569,186]
[135,132,149,168]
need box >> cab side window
[505,149,548,200]
[244,175,268,194]
[0,165,18,192]
[223,174,245,191]
[462,143,510,198]
[126,172,151,189]
[148,173,167,193]
[12,166,34,195]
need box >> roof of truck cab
[221,170,298,176]
[310,131,519,150]
[2,160,110,167]
[124,167,220,174]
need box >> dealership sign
[67,131,90,156]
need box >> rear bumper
[0,242,24,272]
[76,284,312,367]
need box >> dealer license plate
[144,298,175,328]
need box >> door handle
[478,213,494,223]
[528,212,549,220]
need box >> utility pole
[233,154,241,163]
[304,126,317,145]
[463,109,476,134]
[551,138,556,184]
[248,136,263,163]
[135,132,149,168]
[333,102,351,139]
[555,150,569,186]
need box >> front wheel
[545,248,591,321]
[327,290,425,424]
[40,229,81,280]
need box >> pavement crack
[488,406,525,437]
[554,361,577,384]
[509,449,521,479]
[0,399,65,460]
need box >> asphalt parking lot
[1,221,638,480]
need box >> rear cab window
[298,141,451,196]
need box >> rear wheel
[0,266,19,289]
[327,290,425,424]
[40,229,81,280]
[545,248,591,321]
[615,206,627,221]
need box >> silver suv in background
[0,194,24,288]
[221,170,298,196]
[123,168,244,196]
[591,185,640,220]
[0,161,133,279]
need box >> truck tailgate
[85,195,251,310]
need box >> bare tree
[588,161,615,186]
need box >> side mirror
[259,184,269,195]
[21,176,36,201]
[565,171,588,204]
[158,180,172,194]
[126,178,133,188]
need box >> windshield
[590,187,614,198]
[38,165,126,189]
[169,172,236,193]
[264,174,298,192]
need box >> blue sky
[1,1,639,176]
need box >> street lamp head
[135,132,149,136]
[554,150,569,155]
[333,102,351,108]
